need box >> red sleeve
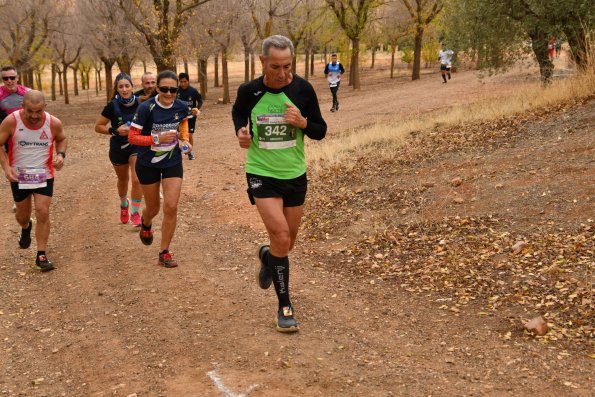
[128,125,152,146]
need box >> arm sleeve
[179,119,189,141]
[323,64,329,74]
[339,63,345,74]
[231,84,250,134]
[128,104,152,146]
[301,83,327,141]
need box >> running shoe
[275,306,299,333]
[18,219,33,249]
[12,203,16,213]
[256,244,272,289]
[335,103,339,111]
[158,251,178,268]
[330,107,336,112]
[120,199,130,224]
[188,152,196,160]
[139,218,153,245]
[35,254,55,272]
[131,212,142,227]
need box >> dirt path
[1,64,592,396]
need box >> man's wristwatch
[57,151,66,159]
[152,133,160,144]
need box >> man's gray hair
[262,35,294,57]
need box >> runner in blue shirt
[177,72,202,160]
[324,54,345,112]
[128,70,191,268]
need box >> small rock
[511,241,527,254]
[495,183,504,189]
[453,197,465,204]
[523,316,549,336]
[450,177,463,187]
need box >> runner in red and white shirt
[0,90,67,272]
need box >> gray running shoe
[256,244,272,289]
[275,306,299,333]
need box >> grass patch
[308,69,595,171]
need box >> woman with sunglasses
[94,73,143,226]
[128,70,191,268]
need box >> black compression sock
[268,253,291,309]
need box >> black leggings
[330,82,340,106]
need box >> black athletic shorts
[246,173,307,207]
[109,145,137,166]
[440,64,449,71]
[136,162,183,185]
[188,118,196,134]
[11,178,54,202]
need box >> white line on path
[207,369,259,397]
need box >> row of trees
[0,0,592,105]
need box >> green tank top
[246,91,305,179]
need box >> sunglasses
[2,76,17,81]
[158,86,178,94]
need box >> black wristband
[109,127,118,136]
[57,151,66,159]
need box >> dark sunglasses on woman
[158,86,178,94]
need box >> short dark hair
[331,53,337,57]
[1,65,17,73]
[178,72,189,81]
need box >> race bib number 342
[256,114,297,149]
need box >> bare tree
[79,0,141,101]
[0,0,53,86]
[118,0,212,71]
[207,2,240,104]
[325,0,387,89]
[399,0,443,80]
[382,1,412,78]
[51,32,82,104]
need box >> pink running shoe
[120,200,130,224]
[131,212,141,227]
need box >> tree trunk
[250,51,255,80]
[51,64,56,101]
[142,60,147,73]
[62,63,70,104]
[95,68,100,96]
[72,67,79,96]
[244,44,250,82]
[412,26,423,80]
[117,54,132,75]
[371,47,376,68]
[529,30,554,83]
[57,69,63,96]
[103,60,114,101]
[391,45,396,78]
[35,70,42,91]
[351,38,361,89]
[214,53,219,87]
[565,26,589,71]
[199,58,208,98]
[310,50,315,76]
[304,50,310,80]
[222,46,230,104]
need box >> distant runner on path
[128,70,191,269]
[232,35,327,333]
[94,72,143,227]
[324,53,345,112]
[0,90,67,272]
[439,46,454,84]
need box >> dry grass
[308,69,595,171]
